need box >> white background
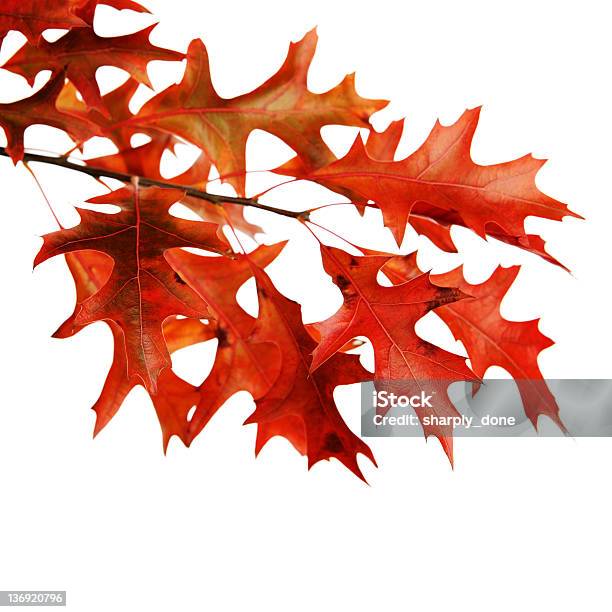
[0,1,611,610]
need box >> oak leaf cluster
[0,0,579,479]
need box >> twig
[0,147,305,220]
[22,161,64,229]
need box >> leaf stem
[22,161,64,229]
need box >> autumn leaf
[278,117,568,263]
[126,29,387,194]
[431,265,565,432]
[0,71,98,161]
[92,320,213,449]
[311,245,477,460]
[3,24,183,117]
[311,246,470,379]
[34,184,228,390]
[165,243,285,442]
[281,108,580,257]
[54,248,215,448]
[246,265,375,480]
[382,253,565,432]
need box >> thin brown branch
[0,147,305,220]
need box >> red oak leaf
[310,245,477,460]
[3,24,183,117]
[311,246,470,379]
[127,29,387,194]
[279,118,567,263]
[285,108,580,255]
[0,71,98,161]
[278,109,569,265]
[165,243,285,442]
[245,265,375,480]
[34,184,228,390]
[55,249,216,448]
[92,321,211,450]
[431,265,565,432]
[381,253,564,432]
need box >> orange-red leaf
[431,265,565,431]
[127,29,387,194]
[92,321,209,450]
[311,246,470,379]
[311,246,477,461]
[56,249,216,449]
[0,71,98,161]
[246,266,375,480]
[3,24,183,117]
[292,108,581,249]
[166,243,285,442]
[382,254,564,431]
[35,185,228,390]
